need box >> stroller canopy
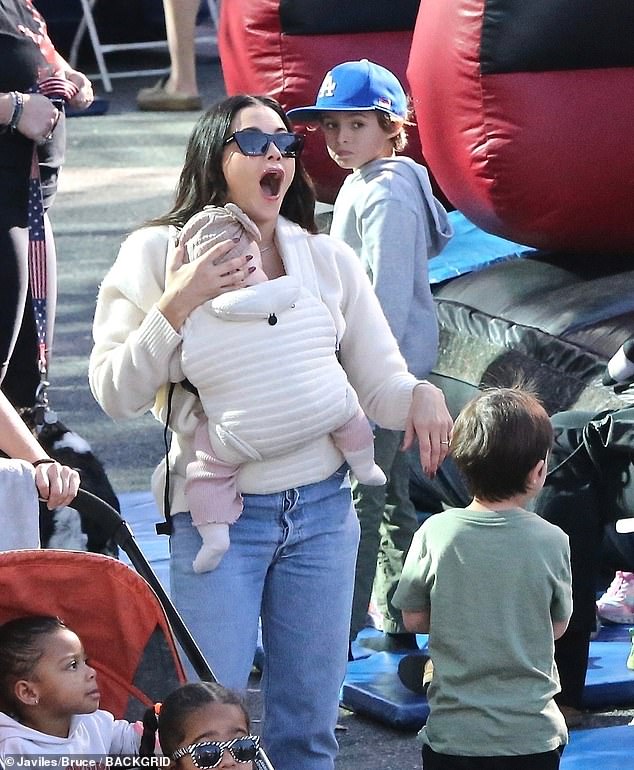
[0,549,186,719]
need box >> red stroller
[0,489,274,769]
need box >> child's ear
[527,458,547,490]
[387,118,405,139]
[14,679,40,707]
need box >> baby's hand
[193,522,230,573]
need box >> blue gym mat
[342,624,634,731]
[428,210,535,286]
[583,623,634,708]
[342,627,430,730]
[343,650,429,730]
[561,724,634,769]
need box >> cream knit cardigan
[89,217,419,516]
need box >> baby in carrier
[176,203,386,573]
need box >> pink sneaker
[596,571,634,624]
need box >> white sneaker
[596,571,634,624]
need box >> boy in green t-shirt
[394,387,572,769]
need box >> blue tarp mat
[429,211,535,285]
[583,627,634,707]
[561,724,634,769]
[343,624,634,730]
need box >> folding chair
[68,0,220,93]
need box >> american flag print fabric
[27,149,48,375]
[26,77,79,376]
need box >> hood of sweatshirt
[359,156,453,258]
[0,711,78,747]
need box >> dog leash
[27,75,78,430]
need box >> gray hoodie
[0,709,140,757]
[330,156,452,378]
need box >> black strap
[180,377,199,396]
[155,382,177,535]
[155,379,201,536]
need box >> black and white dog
[27,414,120,557]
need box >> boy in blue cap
[289,60,453,654]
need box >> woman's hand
[15,93,60,142]
[402,381,453,477]
[158,235,255,330]
[64,68,94,111]
[34,460,81,510]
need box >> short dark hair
[0,616,67,712]
[148,94,316,233]
[451,387,553,502]
[158,682,250,758]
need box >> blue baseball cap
[287,59,408,122]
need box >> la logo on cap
[318,72,337,99]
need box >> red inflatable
[218,0,426,204]
[408,0,634,254]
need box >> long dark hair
[148,94,317,233]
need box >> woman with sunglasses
[89,94,452,770]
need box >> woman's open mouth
[260,168,284,197]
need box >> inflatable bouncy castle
[402,0,634,417]
[407,0,634,254]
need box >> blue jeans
[170,466,360,770]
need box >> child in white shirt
[0,616,143,758]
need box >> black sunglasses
[224,129,304,158]
[171,735,260,768]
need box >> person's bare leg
[163,0,200,97]
[137,0,202,110]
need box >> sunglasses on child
[171,735,260,768]
[224,129,304,158]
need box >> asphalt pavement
[47,37,632,770]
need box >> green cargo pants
[350,426,420,640]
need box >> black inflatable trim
[431,257,634,416]
[279,0,420,36]
[480,0,634,74]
